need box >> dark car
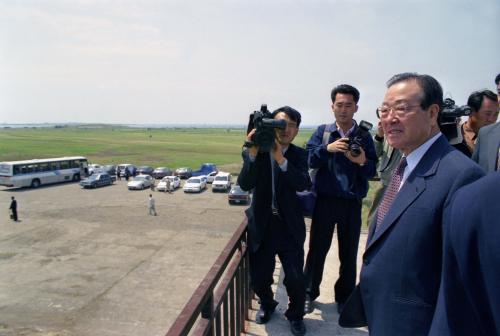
[137,166,154,175]
[175,167,193,179]
[80,173,116,189]
[192,163,218,177]
[152,167,173,179]
[228,185,251,205]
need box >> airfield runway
[0,180,245,336]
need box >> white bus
[0,156,88,188]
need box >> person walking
[165,178,172,193]
[148,194,157,216]
[9,196,18,221]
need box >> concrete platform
[245,222,369,335]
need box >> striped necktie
[375,157,407,231]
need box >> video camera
[245,104,287,153]
[346,120,373,157]
[439,98,471,142]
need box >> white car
[157,176,181,192]
[127,174,153,190]
[88,164,102,175]
[212,172,232,192]
[183,177,207,193]
[206,171,218,183]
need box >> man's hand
[271,139,286,165]
[327,137,349,153]
[345,147,367,166]
[246,128,259,157]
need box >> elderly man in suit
[238,106,311,335]
[472,121,500,172]
[429,172,500,335]
[340,73,484,335]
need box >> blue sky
[1,0,499,126]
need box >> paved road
[0,180,246,336]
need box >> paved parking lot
[0,180,246,336]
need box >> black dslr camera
[245,104,287,153]
[439,98,471,141]
[346,120,373,157]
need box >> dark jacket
[9,199,17,211]
[307,122,377,199]
[430,171,500,336]
[237,144,311,252]
[357,135,484,336]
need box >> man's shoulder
[479,122,500,138]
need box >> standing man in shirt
[148,194,157,216]
[340,73,484,335]
[453,89,498,157]
[303,84,377,314]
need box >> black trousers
[11,209,18,221]
[304,196,361,303]
[249,215,305,321]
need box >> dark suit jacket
[429,172,500,336]
[237,144,311,252]
[351,135,484,336]
[472,122,500,173]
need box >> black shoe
[304,295,313,314]
[255,306,275,324]
[290,320,306,336]
[337,302,345,314]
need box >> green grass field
[0,126,377,228]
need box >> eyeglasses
[376,104,421,118]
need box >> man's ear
[428,103,440,127]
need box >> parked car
[156,176,181,192]
[118,164,137,177]
[152,167,173,179]
[192,163,218,177]
[183,177,207,193]
[206,171,218,183]
[212,172,232,192]
[127,174,153,190]
[88,164,102,175]
[137,166,154,176]
[175,167,193,179]
[228,185,251,205]
[80,173,116,189]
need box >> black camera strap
[270,153,281,218]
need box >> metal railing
[165,219,251,336]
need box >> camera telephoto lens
[349,144,361,157]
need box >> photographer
[303,84,377,314]
[238,106,311,335]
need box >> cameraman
[303,84,377,314]
[238,106,311,335]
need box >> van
[212,172,232,192]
